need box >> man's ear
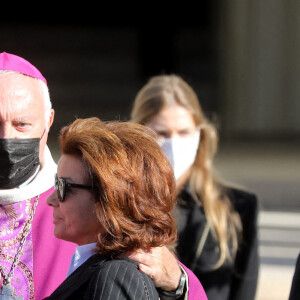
[48,109,55,129]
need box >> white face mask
[159,130,200,180]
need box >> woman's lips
[53,215,62,224]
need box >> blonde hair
[131,74,242,268]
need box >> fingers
[138,263,157,281]
[119,247,182,291]
[123,251,154,267]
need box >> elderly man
[0,52,76,299]
[0,52,206,300]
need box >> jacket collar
[47,254,108,299]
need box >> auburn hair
[59,117,177,256]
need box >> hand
[122,246,182,291]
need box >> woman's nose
[47,190,59,207]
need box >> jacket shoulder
[89,258,159,300]
[222,187,259,236]
[224,186,258,210]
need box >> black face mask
[0,136,41,189]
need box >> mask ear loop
[40,129,46,140]
[196,125,202,135]
[157,137,165,147]
[195,125,202,147]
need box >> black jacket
[289,253,300,300]
[176,186,259,300]
[44,254,159,300]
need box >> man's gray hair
[40,80,52,130]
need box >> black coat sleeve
[229,189,259,300]
[86,259,159,300]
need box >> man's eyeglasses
[55,174,93,202]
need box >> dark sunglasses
[55,174,93,202]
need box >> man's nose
[0,124,14,139]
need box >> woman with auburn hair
[45,117,187,299]
[130,74,259,300]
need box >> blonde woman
[130,75,259,300]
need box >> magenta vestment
[0,186,76,300]
[180,263,208,300]
[32,187,76,299]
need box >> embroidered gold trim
[0,199,32,247]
